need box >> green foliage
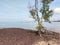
[40,0,54,23]
[43,10,53,23]
[29,9,37,21]
[42,0,54,4]
[29,0,54,33]
[36,24,44,30]
[29,9,36,17]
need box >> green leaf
[29,9,36,19]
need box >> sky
[0,0,60,22]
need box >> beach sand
[0,28,60,45]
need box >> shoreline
[0,27,60,33]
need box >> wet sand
[0,28,60,45]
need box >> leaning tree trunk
[35,0,43,36]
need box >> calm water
[0,21,60,33]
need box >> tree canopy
[29,0,54,35]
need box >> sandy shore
[0,28,60,45]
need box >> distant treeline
[44,20,60,22]
[52,20,60,22]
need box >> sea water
[0,21,60,33]
[0,21,37,29]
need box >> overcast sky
[0,0,60,22]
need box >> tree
[29,0,54,35]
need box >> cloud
[54,8,60,14]
[25,18,35,22]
